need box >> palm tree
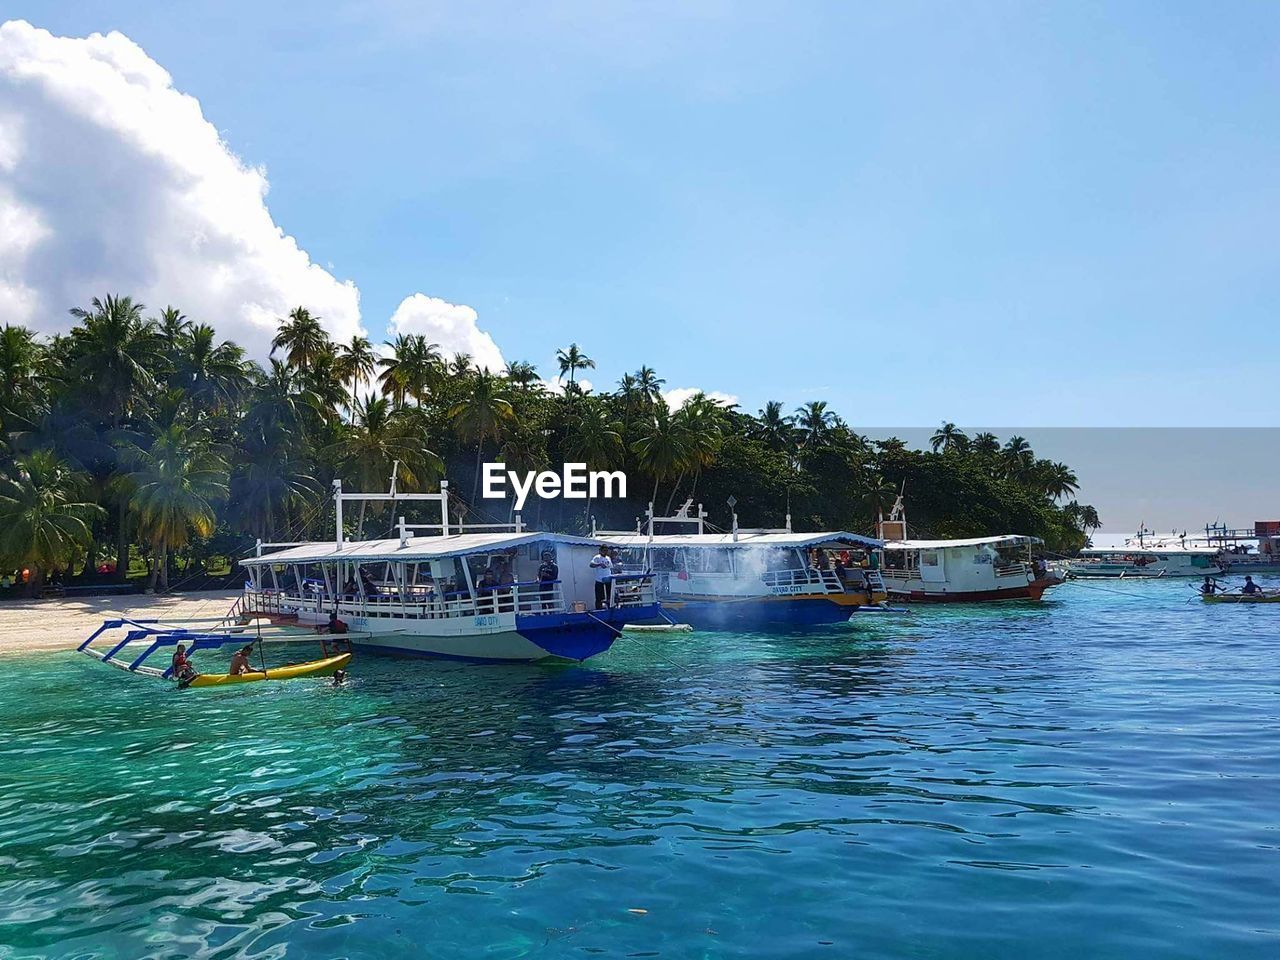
[971,432,1000,457]
[858,472,899,529]
[1081,504,1102,536]
[326,395,442,537]
[752,401,796,453]
[794,401,837,450]
[565,401,623,524]
[125,421,229,590]
[448,371,515,502]
[271,307,330,371]
[634,366,665,405]
[0,451,104,595]
[504,360,541,392]
[1043,462,1080,501]
[0,325,46,429]
[669,392,724,508]
[556,343,595,396]
[378,334,442,407]
[1001,436,1034,481]
[930,421,969,454]
[156,306,192,356]
[66,294,166,577]
[335,335,378,412]
[631,400,691,508]
[173,324,251,413]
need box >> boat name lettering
[482,462,627,511]
[473,614,500,628]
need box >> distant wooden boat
[186,653,352,687]
[1201,592,1280,604]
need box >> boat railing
[761,568,844,593]
[880,567,922,581]
[995,562,1029,578]
[609,572,657,609]
[242,583,574,622]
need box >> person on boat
[323,611,348,634]
[171,643,197,682]
[538,550,559,609]
[228,644,260,676]
[591,546,614,609]
[1201,575,1220,595]
[1242,575,1263,595]
[360,569,381,597]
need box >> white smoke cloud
[386,293,506,373]
[663,386,740,409]
[0,20,361,352]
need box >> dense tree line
[0,296,1100,594]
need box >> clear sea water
[1,579,1278,959]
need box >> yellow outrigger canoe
[186,653,352,687]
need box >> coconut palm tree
[634,366,665,405]
[326,395,441,537]
[377,334,443,408]
[173,324,252,413]
[631,400,691,508]
[930,421,969,454]
[125,420,229,590]
[0,450,104,595]
[565,401,624,524]
[971,432,1000,457]
[271,307,330,371]
[66,295,165,428]
[556,343,595,396]
[448,371,515,502]
[1043,462,1080,501]
[752,401,796,453]
[504,360,541,392]
[0,324,46,429]
[668,392,725,508]
[335,335,378,412]
[794,401,837,450]
[1001,436,1034,480]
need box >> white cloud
[663,386,740,409]
[0,20,361,352]
[386,293,505,373]
[541,376,593,396]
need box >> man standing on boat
[591,546,614,609]
[538,549,559,610]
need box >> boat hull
[324,606,657,662]
[654,593,872,629]
[186,653,352,686]
[1201,593,1280,604]
[884,577,1058,603]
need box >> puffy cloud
[0,20,361,352]
[663,386,740,409]
[540,376,593,396]
[386,293,506,373]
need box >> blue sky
[7,1,1280,427]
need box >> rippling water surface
[2,580,1278,959]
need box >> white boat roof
[607,531,883,549]
[881,535,1041,551]
[241,531,605,566]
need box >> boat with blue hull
[600,501,888,629]
[237,479,659,663]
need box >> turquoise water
[1,580,1278,959]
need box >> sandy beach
[0,590,238,655]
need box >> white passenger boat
[599,502,888,628]
[873,499,1062,602]
[1067,528,1224,579]
[1200,521,1280,574]
[238,479,658,662]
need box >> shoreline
[0,590,237,655]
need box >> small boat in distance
[1200,521,1280,574]
[1068,526,1225,579]
[600,501,888,628]
[874,498,1063,603]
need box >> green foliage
[0,302,1100,587]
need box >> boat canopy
[241,531,606,566]
[607,531,883,550]
[881,535,1042,551]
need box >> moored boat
[874,498,1062,603]
[237,479,659,662]
[1068,527,1224,578]
[601,502,888,628]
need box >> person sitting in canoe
[1201,575,1221,595]
[171,643,197,682]
[228,644,262,676]
[1242,576,1264,595]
